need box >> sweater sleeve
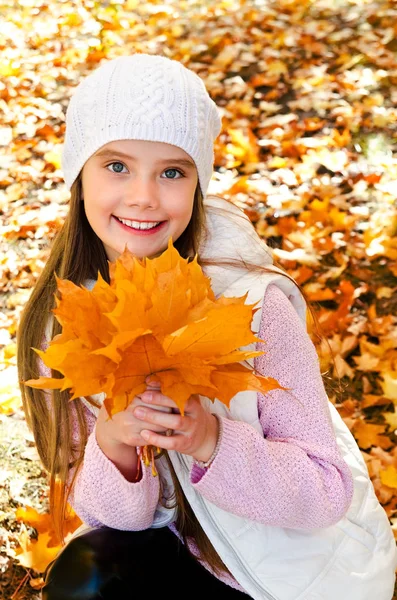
[68,409,160,530]
[190,284,354,530]
[38,356,160,530]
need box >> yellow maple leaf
[16,500,82,548]
[15,529,60,574]
[226,128,259,165]
[15,504,82,574]
[0,367,22,414]
[381,372,397,402]
[26,238,283,413]
[16,506,52,535]
[380,466,397,489]
[25,239,285,472]
[353,420,393,451]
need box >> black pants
[41,526,250,599]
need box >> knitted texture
[61,54,222,196]
[50,284,353,592]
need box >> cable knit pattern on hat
[38,283,353,592]
[61,54,222,196]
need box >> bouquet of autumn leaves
[26,239,283,475]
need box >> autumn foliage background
[0,0,397,598]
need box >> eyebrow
[95,149,196,169]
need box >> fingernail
[142,391,153,401]
[135,408,146,418]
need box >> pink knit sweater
[52,284,354,593]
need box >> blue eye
[105,163,184,178]
[107,162,127,173]
[163,168,184,179]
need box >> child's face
[81,140,199,261]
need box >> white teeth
[118,218,161,230]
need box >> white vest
[81,197,397,600]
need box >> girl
[17,54,396,600]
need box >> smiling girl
[82,140,198,261]
[17,54,396,600]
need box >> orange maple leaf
[15,504,82,548]
[25,239,285,473]
[15,500,82,574]
[353,420,393,451]
[26,238,283,413]
[15,529,60,574]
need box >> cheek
[84,195,114,219]
[82,203,101,236]
[173,189,195,220]
[82,199,97,223]
[172,205,194,233]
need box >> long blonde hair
[17,173,325,576]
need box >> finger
[177,393,200,415]
[134,406,185,431]
[121,429,165,447]
[185,393,201,408]
[137,421,170,434]
[145,377,161,389]
[128,399,172,414]
[140,390,178,409]
[121,415,169,436]
[140,429,180,450]
[146,382,161,391]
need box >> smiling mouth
[114,216,166,232]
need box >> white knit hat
[61,54,222,197]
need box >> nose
[123,176,160,210]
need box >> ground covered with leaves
[0,0,396,597]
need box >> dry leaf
[15,493,83,575]
[26,239,284,416]
[15,529,60,574]
[16,502,82,548]
[381,372,397,402]
[380,466,397,489]
[353,420,393,451]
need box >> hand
[134,386,219,463]
[95,380,172,451]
